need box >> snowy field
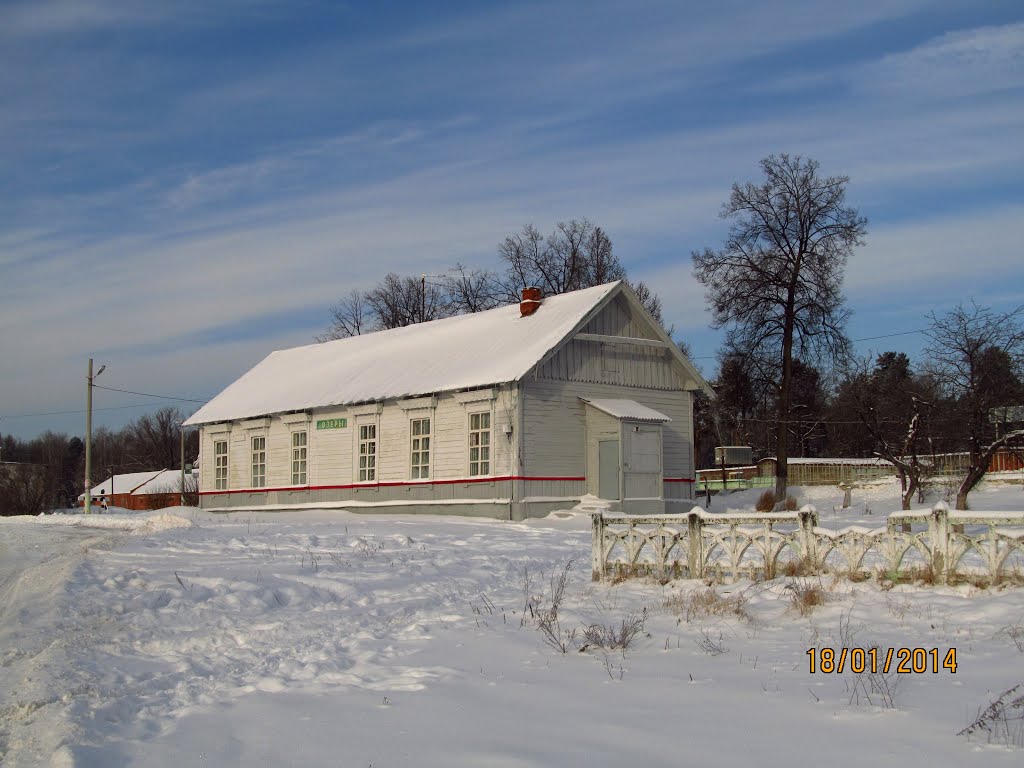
[2,479,1024,767]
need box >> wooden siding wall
[537,295,684,390]
[582,293,660,339]
[521,379,694,496]
[198,385,517,493]
[523,293,696,500]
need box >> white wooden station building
[184,281,712,519]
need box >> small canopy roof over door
[579,398,671,423]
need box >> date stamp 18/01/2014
[807,647,957,674]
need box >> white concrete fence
[591,503,1024,584]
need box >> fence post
[592,513,605,581]
[799,505,818,568]
[929,502,950,584]
[687,511,703,579]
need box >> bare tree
[627,280,665,327]
[0,463,55,516]
[366,273,450,329]
[317,289,370,341]
[923,301,1024,509]
[843,355,934,509]
[319,218,669,342]
[443,262,502,314]
[497,223,545,301]
[496,218,628,301]
[130,406,193,469]
[584,226,625,286]
[692,154,867,506]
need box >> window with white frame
[214,440,228,490]
[468,411,491,476]
[410,417,430,479]
[251,435,266,487]
[358,423,377,482]
[291,431,307,485]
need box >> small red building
[79,469,193,510]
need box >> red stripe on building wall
[663,478,695,483]
[199,475,587,496]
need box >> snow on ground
[1,483,1024,766]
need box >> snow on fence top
[591,504,1024,584]
[186,282,621,426]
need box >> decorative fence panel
[591,503,1024,584]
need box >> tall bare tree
[627,280,666,327]
[366,273,450,329]
[0,463,55,516]
[923,301,1024,509]
[494,220,671,329]
[443,263,502,314]
[496,218,626,300]
[319,218,671,342]
[692,154,867,505]
[317,289,370,341]
[129,406,196,470]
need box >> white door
[599,440,620,500]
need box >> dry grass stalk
[663,586,749,623]
[580,608,648,655]
[788,579,828,617]
[755,490,799,512]
[959,684,1024,747]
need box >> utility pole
[173,419,187,506]
[420,273,448,323]
[180,424,185,506]
[84,358,105,514]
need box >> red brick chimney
[520,287,542,317]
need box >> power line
[729,413,963,426]
[92,384,210,404]
[851,328,928,343]
[690,327,929,361]
[1,401,187,419]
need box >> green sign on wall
[316,418,348,430]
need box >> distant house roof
[82,470,165,499]
[186,281,711,427]
[581,398,672,422]
[132,470,188,494]
[79,469,191,500]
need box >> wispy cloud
[2,2,1022,437]
[846,204,1024,296]
[856,22,1024,99]
[0,0,289,38]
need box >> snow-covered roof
[581,398,671,422]
[81,470,166,499]
[132,470,186,494]
[186,282,664,426]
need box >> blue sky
[2,0,1023,439]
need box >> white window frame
[214,439,229,490]
[251,435,266,488]
[410,417,431,480]
[357,422,378,482]
[468,410,492,477]
[291,430,308,486]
